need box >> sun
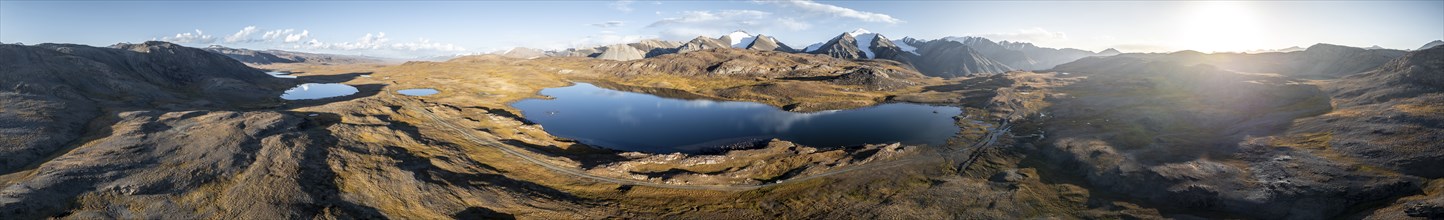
[1178,1,1267,53]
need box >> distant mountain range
[1100,43,1408,78]
[202,45,397,65]
[503,29,1122,78]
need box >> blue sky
[3,0,1440,58]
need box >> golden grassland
[254,55,1159,218]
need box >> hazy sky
[3,1,1440,58]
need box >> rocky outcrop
[827,67,917,90]
[866,34,917,67]
[809,33,867,60]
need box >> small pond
[398,88,440,96]
[510,83,961,153]
[265,71,297,79]
[281,83,358,100]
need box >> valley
[1,36,1440,219]
[3,0,1444,216]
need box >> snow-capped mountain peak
[846,28,873,37]
[944,36,992,45]
[842,29,882,59]
[724,30,757,48]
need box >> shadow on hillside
[295,112,389,218]
[453,206,515,220]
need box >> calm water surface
[265,71,297,79]
[398,88,440,96]
[280,83,358,100]
[511,83,961,153]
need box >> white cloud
[159,26,469,57]
[591,21,625,28]
[319,32,390,50]
[284,30,309,43]
[969,28,1069,43]
[638,1,899,40]
[261,29,296,42]
[224,26,259,43]
[761,0,903,24]
[646,10,808,39]
[390,38,466,51]
[307,32,466,52]
[160,29,216,44]
[610,0,634,13]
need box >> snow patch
[892,39,918,55]
[846,28,873,37]
[725,31,756,48]
[853,33,878,59]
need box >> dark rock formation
[809,33,867,60]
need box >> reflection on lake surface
[398,88,439,96]
[280,83,358,100]
[510,83,961,153]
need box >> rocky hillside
[1035,48,1441,219]
[0,41,287,175]
[809,31,869,60]
[1293,46,1444,177]
[744,34,795,52]
[908,39,1016,77]
[1105,44,1406,78]
[997,40,1103,70]
[594,44,646,61]
[675,36,731,54]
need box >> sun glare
[1178,1,1266,52]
